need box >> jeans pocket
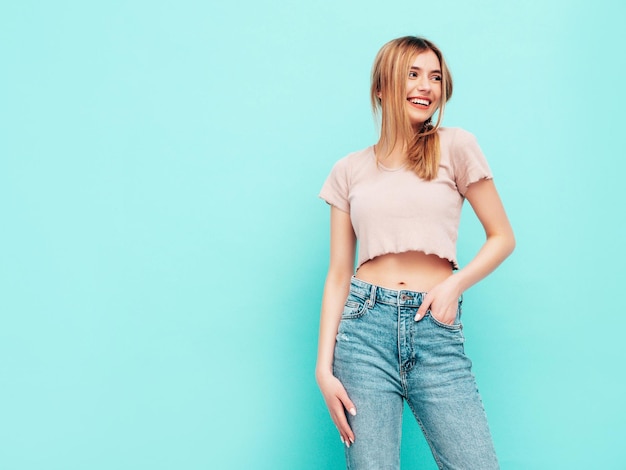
[427,309,463,331]
[341,297,368,319]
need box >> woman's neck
[374,141,408,170]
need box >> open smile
[407,97,431,109]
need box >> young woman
[317,36,515,469]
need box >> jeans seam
[406,400,445,470]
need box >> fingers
[415,291,458,324]
[430,302,458,325]
[415,295,431,321]
[331,389,356,447]
[415,277,462,323]
[319,374,357,446]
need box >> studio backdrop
[1,0,624,468]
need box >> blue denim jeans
[333,277,499,469]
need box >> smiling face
[370,36,453,155]
[405,49,442,128]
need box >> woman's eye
[408,71,418,78]
[432,75,442,82]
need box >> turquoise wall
[1,0,624,468]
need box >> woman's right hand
[317,371,356,447]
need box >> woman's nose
[416,76,431,91]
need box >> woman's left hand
[414,276,462,325]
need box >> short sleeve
[451,129,493,196]
[319,157,350,212]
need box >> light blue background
[1,0,624,468]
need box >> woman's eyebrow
[410,66,442,74]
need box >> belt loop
[366,283,376,307]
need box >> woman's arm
[316,206,358,446]
[415,178,516,323]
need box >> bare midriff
[355,251,453,293]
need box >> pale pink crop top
[319,127,493,270]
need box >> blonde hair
[371,36,453,180]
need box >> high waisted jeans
[333,277,499,470]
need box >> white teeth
[409,98,430,106]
